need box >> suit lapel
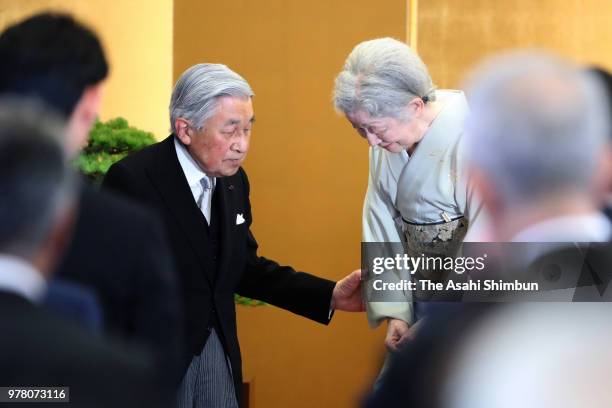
[147,136,215,285]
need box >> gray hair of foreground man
[169,63,254,134]
[333,37,436,119]
[0,99,74,257]
[464,52,610,205]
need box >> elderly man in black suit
[103,63,363,407]
[0,12,182,388]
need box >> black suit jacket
[102,135,336,401]
[364,304,495,408]
[55,183,183,383]
[0,290,164,408]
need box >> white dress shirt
[511,212,612,242]
[0,255,46,303]
[508,212,612,301]
[174,138,216,224]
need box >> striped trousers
[176,328,239,408]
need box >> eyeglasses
[355,123,389,139]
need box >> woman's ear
[175,118,192,145]
[469,165,503,219]
[408,97,425,117]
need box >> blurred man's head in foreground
[0,12,108,156]
[464,52,611,241]
[0,99,75,277]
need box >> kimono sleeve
[363,147,415,327]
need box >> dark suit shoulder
[62,181,177,285]
[0,292,149,365]
[0,292,161,407]
[103,136,176,201]
[65,184,165,263]
[79,182,158,226]
[112,135,173,172]
[56,183,181,358]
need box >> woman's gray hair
[333,37,436,119]
[170,63,254,133]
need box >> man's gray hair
[333,37,436,119]
[0,98,74,257]
[464,51,610,205]
[170,63,254,133]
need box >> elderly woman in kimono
[333,38,482,353]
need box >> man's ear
[591,143,612,203]
[34,202,77,280]
[80,83,104,122]
[175,118,192,145]
[65,82,104,156]
[469,165,502,218]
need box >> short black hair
[0,12,108,117]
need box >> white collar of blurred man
[510,212,611,242]
[173,95,254,178]
[0,255,46,302]
[1,205,77,290]
[0,188,73,295]
[463,51,612,242]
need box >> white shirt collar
[0,255,47,302]
[174,137,216,191]
[511,212,612,242]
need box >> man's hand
[385,318,418,352]
[331,269,365,312]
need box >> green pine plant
[75,117,156,184]
[234,295,267,307]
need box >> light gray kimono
[363,90,483,327]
